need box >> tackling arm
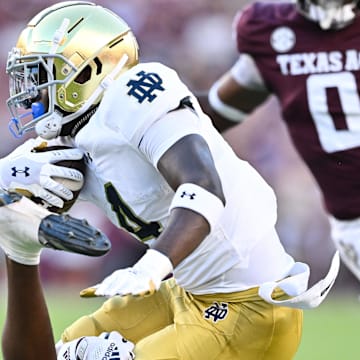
[2,257,136,360]
[198,55,270,133]
[2,257,57,360]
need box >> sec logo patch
[270,26,296,53]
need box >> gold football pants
[62,278,302,359]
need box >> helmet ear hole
[74,65,92,84]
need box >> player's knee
[61,315,101,342]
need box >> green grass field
[295,294,360,359]
[0,288,359,359]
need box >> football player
[0,1,340,359]
[199,0,360,284]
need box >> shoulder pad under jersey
[99,62,193,145]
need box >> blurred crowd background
[0,0,357,292]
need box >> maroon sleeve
[234,3,280,55]
[233,2,299,56]
[234,3,262,54]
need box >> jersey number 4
[105,182,162,241]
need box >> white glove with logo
[57,331,135,360]
[80,249,173,297]
[0,139,84,209]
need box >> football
[32,145,87,213]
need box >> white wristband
[209,81,247,123]
[169,183,224,230]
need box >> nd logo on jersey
[126,70,165,103]
[204,302,229,323]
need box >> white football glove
[0,139,84,209]
[57,331,135,360]
[0,191,111,265]
[0,194,53,265]
[80,249,173,297]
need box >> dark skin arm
[2,257,57,360]
[154,132,225,267]
[197,71,269,133]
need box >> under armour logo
[204,302,228,323]
[127,71,165,103]
[11,166,30,177]
[180,191,196,200]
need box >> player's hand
[81,249,173,297]
[81,267,159,297]
[57,331,135,360]
[0,140,84,208]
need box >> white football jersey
[54,62,295,294]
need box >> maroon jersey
[235,1,360,220]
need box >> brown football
[31,145,87,213]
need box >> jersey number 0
[307,71,360,153]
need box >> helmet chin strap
[33,17,70,140]
[47,18,70,120]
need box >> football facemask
[6,1,139,140]
[297,0,359,29]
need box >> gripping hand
[81,249,173,297]
[0,189,111,265]
[0,139,84,209]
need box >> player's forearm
[155,134,225,266]
[2,257,57,360]
[152,207,210,267]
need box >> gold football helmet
[6,1,139,139]
[297,0,359,29]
